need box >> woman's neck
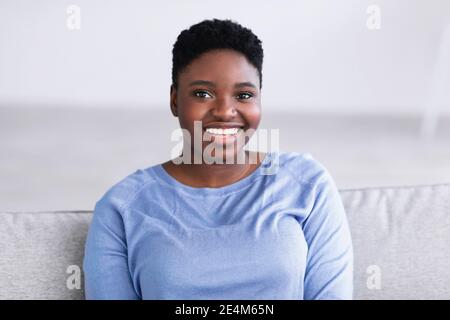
[162,150,265,188]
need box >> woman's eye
[193,91,212,99]
[236,92,253,100]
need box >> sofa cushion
[0,183,449,299]
[341,183,450,299]
[0,211,92,300]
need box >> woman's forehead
[178,50,259,86]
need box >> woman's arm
[302,171,354,300]
[83,198,140,299]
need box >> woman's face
[170,49,261,163]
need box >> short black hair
[171,18,264,89]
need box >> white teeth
[205,127,241,135]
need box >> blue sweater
[83,151,353,299]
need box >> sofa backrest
[1,183,449,299]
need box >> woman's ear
[170,84,178,117]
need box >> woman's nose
[211,97,237,118]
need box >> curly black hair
[171,18,264,89]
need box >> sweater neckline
[151,151,276,197]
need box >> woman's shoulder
[276,151,332,187]
[95,166,157,212]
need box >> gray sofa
[1,183,449,300]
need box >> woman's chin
[203,146,246,165]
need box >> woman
[83,18,353,300]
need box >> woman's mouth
[203,127,245,144]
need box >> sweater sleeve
[83,197,140,300]
[302,170,354,300]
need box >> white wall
[0,0,449,114]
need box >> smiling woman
[83,18,353,300]
[167,48,262,180]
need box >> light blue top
[83,151,353,300]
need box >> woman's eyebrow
[189,80,215,87]
[234,81,257,89]
[189,80,257,89]
[235,81,257,89]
